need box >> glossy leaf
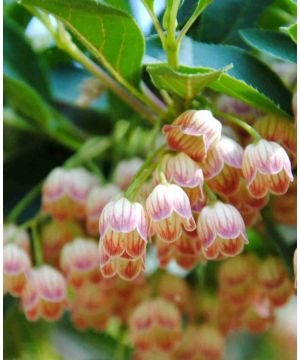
[21,0,145,85]
[4,75,52,127]
[198,0,273,45]
[281,23,297,43]
[4,18,50,98]
[147,63,227,99]
[241,29,297,63]
[146,36,292,116]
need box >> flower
[113,158,143,190]
[197,201,248,259]
[202,136,244,196]
[154,152,204,206]
[22,265,67,321]
[254,115,296,164]
[41,220,84,267]
[129,298,182,353]
[156,230,203,270]
[4,244,31,297]
[146,184,196,243]
[4,224,30,254]
[86,184,121,236]
[99,197,148,280]
[257,257,293,307]
[60,238,100,288]
[42,167,98,220]
[163,110,222,162]
[242,139,293,198]
[195,325,225,360]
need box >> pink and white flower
[154,152,204,205]
[197,201,248,259]
[113,158,143,190]
[60,238,100,288]
[201,136,244,196]
[22,265,67,321]
[163,110,222,162]
[42,167,98,220]
[242,139,293,198]
[4,224,31,254]
[146,184,196,243]
[4,244,31,297]
[86,184,121,236]
[98,197,148,280]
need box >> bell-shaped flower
[146,184,196,243]
[86,184,121,236]
[113,158,143,190]
[22,265,67,322]
[60,238,100,288]
[257,257,293,307]
[242,139,293,198]
[4,244,31,297]
[197,201,248,259]
[42,167,98,220]
[129,298,182,353]
[195,325,225,360]
[163,110,222,162]
[202,136,244,196]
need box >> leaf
[241,29,297,63]
[147,63,228,99]
[4,18,50,98]
[146,36,293,116]
[281,23,297,43]
[21,0,145,85]
[4,75,52,128]
[198,0,273,45]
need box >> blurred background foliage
[3,0,296,359]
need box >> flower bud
[60,238,100,288]
[86,184,121,236]
[22,265,67,321]
[4,244,31,296]
[146,184,196,243]
[42,167,98,220]
[242,139,293,198]
[197,201,248,259]
[129,298,182,353]
[41,220,84,267]
[113,158,143,190]
[163,110,222,162]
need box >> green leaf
[146,36,292,116]
[21,0,145,85]
[241,29,297,63]
[281,23,297,43]
[198,0,273,45]
[4,18,50,98]
[4,75,52,128]
[147,63,228,99]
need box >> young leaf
[146,36,293,116]
[4,18,50,98]
[241,29,296,63]
[281,23,297,43]
[147,63,227,99]
[21,0,145,85]
[198,0,273,45]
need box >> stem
[31,220,43,266]
[125,145,167,200]
[214,110,261,141]
[204,183,218,203]
[26,7,157,124]
[7,182,43,223]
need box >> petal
[220,235,246,257]
[248,173,270,198]
[270,170,292,195]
